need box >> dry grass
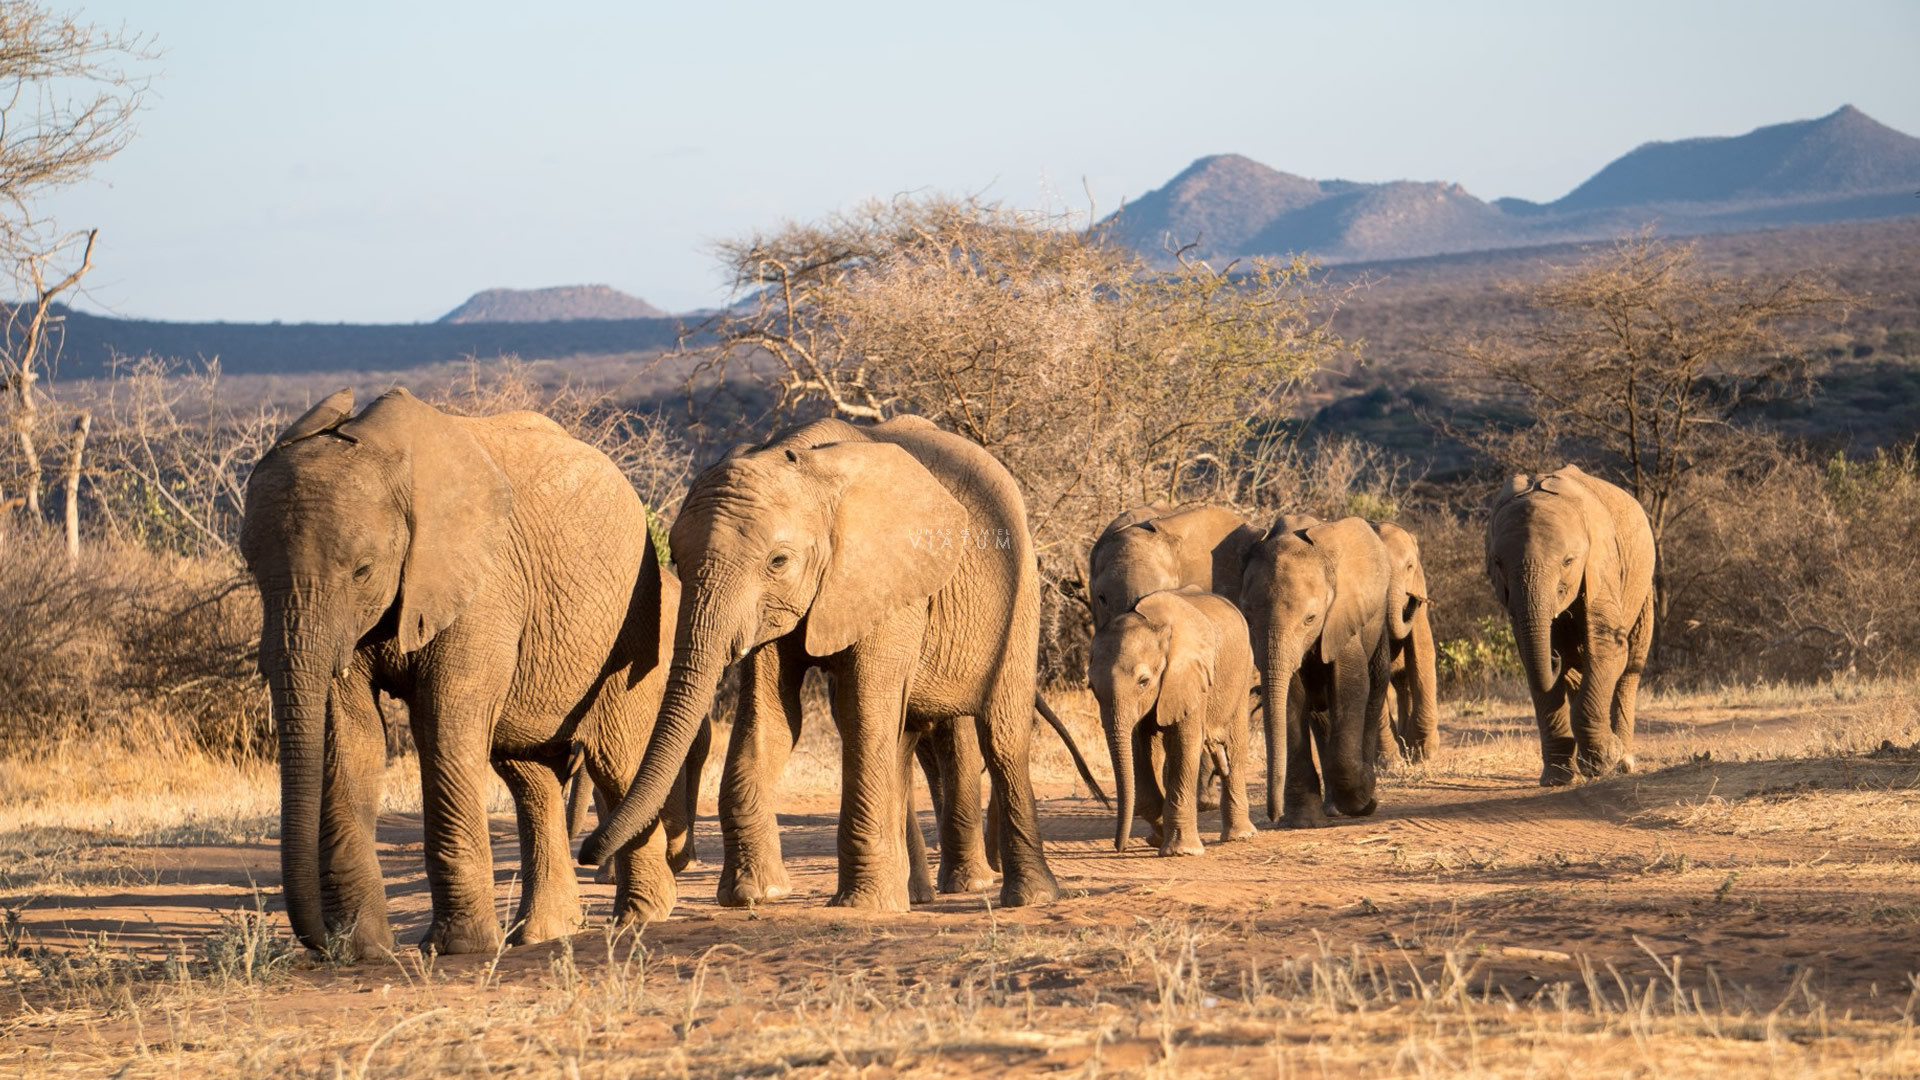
[7,680,1920,1076]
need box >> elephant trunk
[1386,584,1415,642]
[1513,573,1559,698]
[259,594,345,952]
[579,588,732,867]
[1106,706,1134,852]
[1261,631,1294,824]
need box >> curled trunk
[580,640,726,866]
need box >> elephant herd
[241,389,1655,958]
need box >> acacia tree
[1450,234,1851,625]
[0,2,148,549]
[686,196,1347,570]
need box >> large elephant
[1485,465,1655,785]
[1238,515,1391,828]
[582,415,1060,911]
[240,387,700,958]
[1372,521,1441,764]
[1086,504,1262,630]
[1091,587,1257,855]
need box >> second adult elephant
[1239,515,1392,828]
[582,415,1061,911]
[1485,465,1654,784]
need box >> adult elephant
[1485,465,1654,785]
[1086,503,1262,629]
[1238,515,1392,828]
[241,387,700,958]
[581,415,1060,911]
[1372,521,1441,764]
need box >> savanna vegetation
[2,3,1919,1067]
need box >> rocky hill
[439,285,667,323]
[1108,106,1920,265]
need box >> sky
[34,0,1920,324]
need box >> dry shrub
[1663,441,1920,682]
[0,531,263,757]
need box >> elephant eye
[1563,555,1577,566]
[768,552,790,571]
[1304,612,1317,624]
[353,562,374,582]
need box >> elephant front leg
[321,668,393,959]
[494,756,581,946]
[825,643,916,912]
[410,680,508,956]
[1573,631,1631,780]
[929,718,994,893]
[1157,719,1206,857]
[1281,683,1329,829]
[1530,617,1580,785]
[717,640,802,908]
[1131,722,1167,849]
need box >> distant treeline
[35,306,689,379]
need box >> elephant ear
[801,439,967,658]
[1307,524,1376,666]
[1138,592,1217,729]
[272,387,354,449]
[339,388,514,654]
[1579,490,1627,639]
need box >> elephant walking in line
[1372,521,1441,765]
[1485,465,1655,785]
[241,387,701,958]
[1091,587,1257,855]
[1238,515,1392,828]
[1086,503,1263,629]
[582,415,1062,911]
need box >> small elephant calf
[1090,586,1257,855]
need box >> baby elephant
[1091,587,1257,855]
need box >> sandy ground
[5,686,1920,1077]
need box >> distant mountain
[1108,106,1920,265]
[440,285,667,323]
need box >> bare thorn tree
[1446,232,1853,624]
[0,2,149,547]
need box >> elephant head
[1088,589,1219,851]
[581,422,968,866]
[1486,466,1626,698]
[1085,505,1257,630]
[1239,514,1383,820]
[240,387,512,949]
[1374,521,1429,642]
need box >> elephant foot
[937,859,996,894]
[419,913,501,957]
[508,907,582,948]
[1196,787,1221,813]
[716,860,793,908]
[1281,803,1330,830]
[1613,754,1636,775]
[1574,754,1614,780]
[997,865,1061,908]
[1538,760,1575,787]
[323,916,394,962]
[1158,835,1205,857]
[594,861,617,885]
[827,884,911,912]
[612,883,677,927]
[1224,820,1258,843]
[666,836,698,874]
[909,875,936,905]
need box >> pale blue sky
[38,0,1920,323]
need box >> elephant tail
[1034,692,1111,808]
[564,742,593,840]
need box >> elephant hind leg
[495,755,583,946]
[1611,595,1655,774]
[930,717,994,894]
[975,695,1061,908]
[901,726,935,905]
